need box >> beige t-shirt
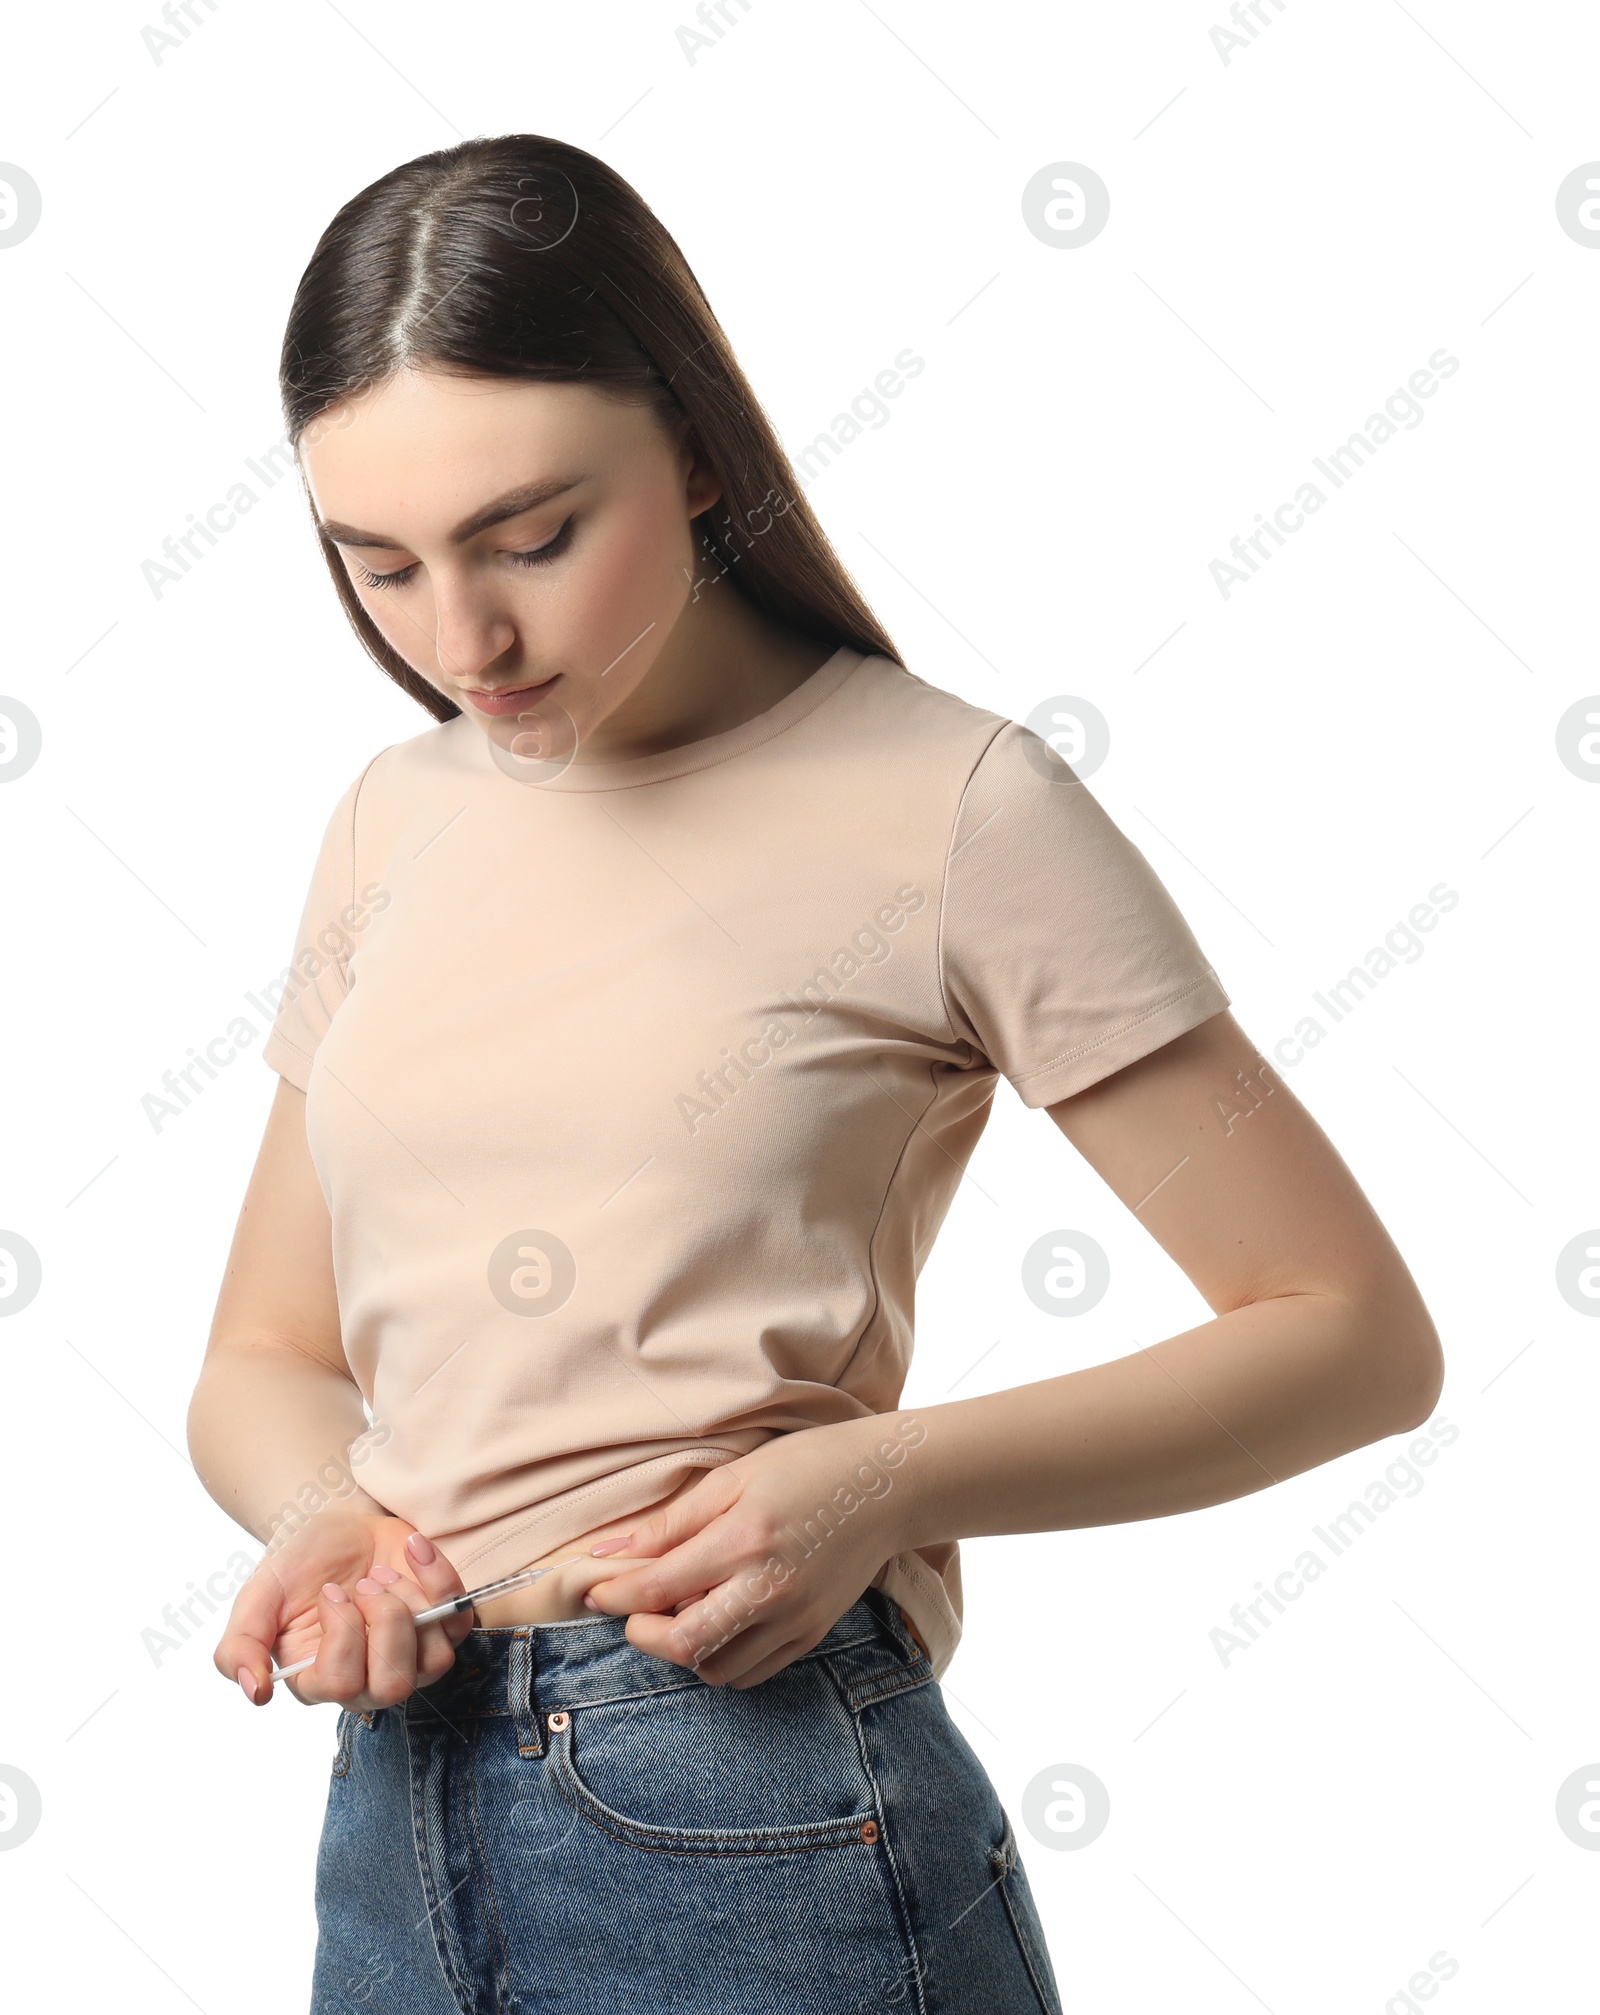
[261,646,1231,1675]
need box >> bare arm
[187,1073,382,1542]
[585,1009,1446,1686]
[190,1074,471,1708]
[890,1007,1445,1549]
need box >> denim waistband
[400,1584,929,1744]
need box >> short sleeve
[938,721,1231,1109]
[259,763,375,1092]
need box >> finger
[403,1529,467,1603]
[726,1632,819,1690]
[682,1587,782,1674]
[596,1469,743,1562]
[547,1555,663,1619]
[691,1602,821,1688]
[618,1607,714,1672]
[622,1577,781,1677]
[291,1583,371,1706]
[217,1560,292,1702]
[351,1566,458,1683]
[402,1531,475,1655]
[580,1520,755,1618]
[351,1584,419,1705]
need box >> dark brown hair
[279,134,900,722]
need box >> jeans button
[546,1710,570,1731]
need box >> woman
[191,134,1444,2013]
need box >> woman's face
[299,369,721,760]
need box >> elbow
[1379,1307,1446,1436]
[1307,1284,1445,1443]
[185,1374,222,1484]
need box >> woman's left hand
[580,1414,926,1688]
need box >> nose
[431,578,519,688]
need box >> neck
[572,583,833,765]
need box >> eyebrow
[316,476,585,551]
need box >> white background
[2,2,1597,2009]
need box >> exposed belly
[467,1469,708,1625]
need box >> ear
[680,430,723,518]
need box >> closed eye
[355,515,576,592]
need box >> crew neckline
[466,643,867,793]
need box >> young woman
[191,134,1444,2013]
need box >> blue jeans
[311,1587,1063,2013]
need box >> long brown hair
[279,134,900,722]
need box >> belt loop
[508,1628,544,1756]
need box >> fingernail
[370,1564,400,1585]
[406,1531,437,1565]
[237,1666,258,1703]
[589,1535,631,1556]
[583,1594,601,1610]
[322,1581,349,1604]
[356,1577,382,1595]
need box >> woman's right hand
[215,1512,475,1711]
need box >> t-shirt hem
[873,1548,962,1679]
[1008,969,1233,1109]
[434,1447,757,1584]
[430,1451,965,1680]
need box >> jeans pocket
[541,1665,884,1857]
[990,1809,1065,2015]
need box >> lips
[464,674,561,716]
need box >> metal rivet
[859,1818,880,1843]
[546,1710,570,1731]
